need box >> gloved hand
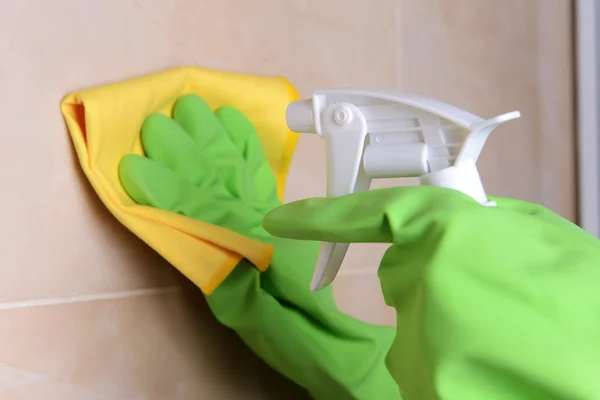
[263,186,600,400]
[118,94,400,400]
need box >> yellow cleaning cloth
[61,66,300,294]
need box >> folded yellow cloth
[61,66,300,294]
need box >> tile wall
[0,0,398,398]
[0,0,575,397]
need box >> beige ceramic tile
[0,0,397,301]
[338,243,390,274]
[153,0,399,93]
[333,272,396,326]
[397,0,575,219]
[0,286,309,400]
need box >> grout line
[337,267,379,277]
[0,286,181,311]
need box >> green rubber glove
[118,94,400,400]
[263,186,600,400]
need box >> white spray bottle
[286,89,521,291]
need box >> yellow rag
[61,66,300,294]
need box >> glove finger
[173,94,245,198]
[119,154,257,235]
[263,186,480,244]
[140,113,219,189]
[215,106,279,210]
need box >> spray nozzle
[286,89,520,291]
